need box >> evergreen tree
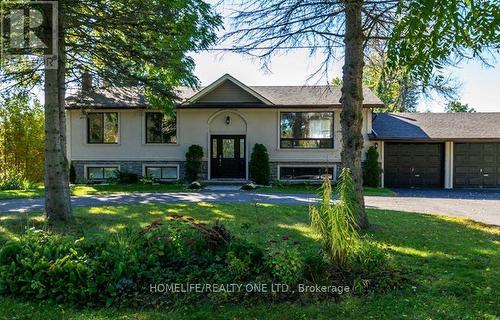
[363,146,381,188]
[249,143,270,185]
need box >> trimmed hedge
[185,145,204,182]
[363,146,382,188]
[249,143,270,185]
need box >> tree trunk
[340,0,368,229]
[44,2,72,223]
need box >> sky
[192,51,500,113]
[191,0,500,113]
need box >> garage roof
[371,112,500,141]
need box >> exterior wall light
[225,116,231,125]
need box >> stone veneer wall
[73,161,208,182]
[73,160,341,182]
[269,162,342,181]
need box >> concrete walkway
[0,190,499,226]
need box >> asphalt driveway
[0,189,499,226]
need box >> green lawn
[257,185,395,196]
[0,184,394,199]
[0,186,45,199]
[0,203,498,319]
[0,183,186,200]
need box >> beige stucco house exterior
[66,74,500,189]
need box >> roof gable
[185,74,273,105]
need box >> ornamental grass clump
[309,168,360,268]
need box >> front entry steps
[204,185,243,191]
[202,180,251,191]
[202,179,249,184]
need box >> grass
[0,183,394,199]
[0,186,45,199]
[0,203,498,319]
[0,183,186,200]
[70,183,186,196]
[259,184,395,196]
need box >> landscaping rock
[240,183,258,191]
[187,181,202,190]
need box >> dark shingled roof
[66,85,383,108]
[244,85,382,106]
[372,113,500,141]
[66,87,149,109]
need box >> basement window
[87,166,119,180]
[145,166,178,181]
[279,166,335,181]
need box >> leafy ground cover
[0,203,498,319]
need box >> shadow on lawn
[0,203,315,249]
[0,204,498,319]
[367,209,499,302]
[1,203,497,259]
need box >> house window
[87,166,118,180]
[87,112,118,144]
[280,112,334,148]
[145,112,176,144]
[145,166,178,180]
[279,166,334,181]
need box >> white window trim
[84,164,121,180]
[142,163,180,181]
[141,110,179,146]
[277,110,336,151]
[277,164,337,182]
[84,111,122,146]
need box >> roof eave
[176,103,383,109]
[65,104,149,110]
[369,137,500,142]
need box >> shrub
[363,146,382,187]
[0,175,35,190]
[0,230,98,304]
[249,143,270,185]
[69,161,77,184]
[185,145,204,182]
[309,168,360,267]
[226,239,263,280]
[116,171,139,184]
[264,236,303,284]
[0,213,401,306]
[139,175,156,185]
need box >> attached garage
[384,142,444,188]
[454,143,500,188]
[371,113,500,189]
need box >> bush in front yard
[69,161,77,184]
[0,175,35,190]
[249,143,270,185]
[185,145,204,182]
[310,169,360,267]
[363,146,382,187]
[116,171,139,184]
[0,215,402,307]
